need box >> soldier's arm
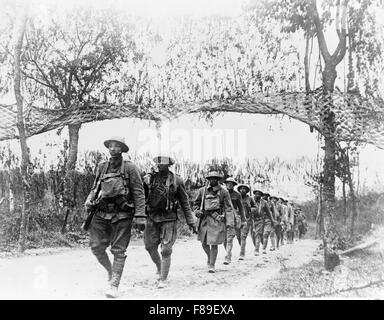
[264,201,275,223]
[127,163,146,217]
[193,188,202,211]
[236,198,246,222]
[222,189,234,215]
[176,177,195,225]
[271,202,279,220]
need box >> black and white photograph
[0,0,384,304]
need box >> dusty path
[0,237,320,299]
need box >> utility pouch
[204,193,221,211]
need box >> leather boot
[160,256,171,281]
[202,243,211,267]
[254,236,261,256]
[262,236,268,253]
[270,234,276,251]
[239,239,246,260]
[209,246,218,273]
[148,248,161,278]
[106,256,126,298]
[94,251,112,281]
[224,240,233,264]
[158,256,171,288]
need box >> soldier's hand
[194,210,203,218]
[188,223,197,234]
[84,200,94,211]
[216,215,225,222]
[134,216,147,231]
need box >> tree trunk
[61,207,70,234]
[61,123,81,233]
[14,5,29,253]
[309,0,348,270]
[315,183,323,239]
[342,179,347,224]
[322,63,339,271]
[347,158,358,237]
[66,123,81,172]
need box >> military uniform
[239,191,256,258]
[273,200,284,249]
[194,184,233,245]
[286,202,295,243]
[262,197,277,251]
[224,184,245,264]
[228,189,245,243]
[86,153,145,295]
[252,198,272,254]
[194,172,233,272]
[297,211,308,240]
[144,160,195,285]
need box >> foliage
[262,250,384,297]
[20,6,132,108]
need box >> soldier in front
[84,137,146,298]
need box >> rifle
[82,202,97,232]
[82,165,105,231]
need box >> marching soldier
[262,193,277,251]
[84,137,146,298]
[270,196,283,249]
[143,156,196,288]
[278,197,289,245]
[194,170,233,273]
[286,200,295,244]
[253,190,276,255]
[223,177,246,265]
[238,184,256,259]
[296,208,308,240]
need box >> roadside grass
[262,250,384,298]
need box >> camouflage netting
[1,86,384,148]
[0,102,162,141]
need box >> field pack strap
[200,186,207,212]
[201,187,224,215]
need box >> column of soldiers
[84,137,307,298]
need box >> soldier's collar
[208,185,221,192]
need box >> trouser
[298,224,306,239]
[224,226,236,261]
[253,219,263,253]
[275,224,284,248]
[90,214,133,288]
[235,227,242,245]
[144,219,178,281]
[263,221,276,250]
[202,237,218,267]
[287,223,295,243]
[240,219,255,256]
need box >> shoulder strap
[219,188,225,206]
[100,161,109,176]
[200,186,207,211]
[120,161,130,195]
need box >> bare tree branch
[309,0,332,62]
[333,0,349,64]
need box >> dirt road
[0,237,320,299]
